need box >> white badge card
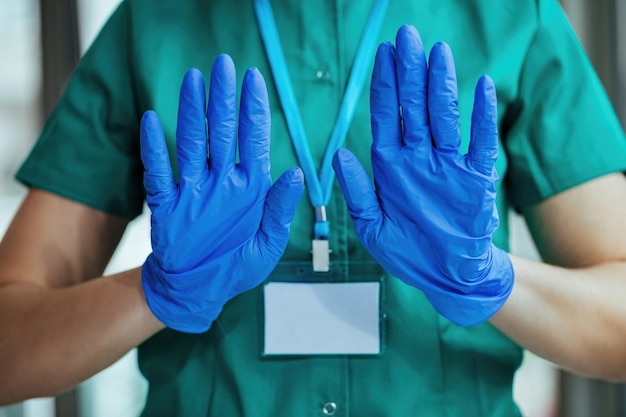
[262,271,385,356]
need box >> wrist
[426,246,514,326]
[141,254,222,333]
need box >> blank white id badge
[261,262,385,356]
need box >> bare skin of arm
[490,172,626,381]
[3,174,626,402]
[0,189,164,405]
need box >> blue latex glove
[332,25,514,326]
[140,55,304,333]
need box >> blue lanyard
[254,0,388,245]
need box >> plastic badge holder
[261,261,386,357]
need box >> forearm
[0,267,164,404]
[489,254,626,381]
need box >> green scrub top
[17,0,626,415]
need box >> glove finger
[140,110,177,207]
[428,42,461,154]
[176,69,208,186]
[238,68,271,176]
[332,148,382,227]
[371,42,402,155]
[395,24,431,154]
[208,54,237,174]
[258,167,305,256]
[468,75,499,176]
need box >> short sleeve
[503,0,626,209]
[16,1,144,220]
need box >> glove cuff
[426,247,514,326]
[141,254,222,333]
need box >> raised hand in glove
[140,55,304,333]
[332,25,514,326]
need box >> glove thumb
[258,167,305,256]
[332,148,382,232]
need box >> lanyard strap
[254,0,388,269]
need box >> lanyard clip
[314,206,327,227]
[312,239,331,272]
[312,206,331,272]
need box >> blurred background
[0,0,625,416]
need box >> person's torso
[130,0,535,415]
